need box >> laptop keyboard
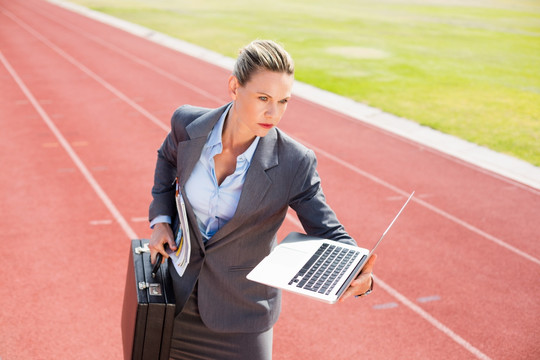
[288,243,360,295]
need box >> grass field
[66,0,540,166]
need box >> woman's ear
[228,75,240,100]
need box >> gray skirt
[169,287,273,360]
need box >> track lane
[2,1,536,358]
[0,52,127,359]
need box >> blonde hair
[233,40,295,86]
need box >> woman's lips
[259,123,274,129]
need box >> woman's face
[229,70,294,138]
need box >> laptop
[247,192,414,304]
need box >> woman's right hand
[149,222,177,265]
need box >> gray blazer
[149,103,355,333]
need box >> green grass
[68,0,540,166]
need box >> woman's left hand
[339,253,377,302]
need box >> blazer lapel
[205,128,279,248]
[175,104,229,249]
[176,104,229,188]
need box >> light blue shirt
[151,104,260,243]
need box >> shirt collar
[205,104,260,164]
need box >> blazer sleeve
[148,108,186,221]
[288,149,357,246]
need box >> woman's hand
[339,253,377,302]
[149,222,177,265]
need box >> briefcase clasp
[135,244,150,254]
[138,281,163,296]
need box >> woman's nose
[265,103,277,118]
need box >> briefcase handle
[134,243,163,278]
[152,253,163,278]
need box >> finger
[167,235,177,252]
[149,241,166,264]
[340,256,377,302]
[149,229,174,264]
[159,223,176,251]
[349,254,377,286]
[149,247,158,265]
[362,253,377,274]
[339,287,356,302]
[350,274,370,287]
[340,279,369,302]
[341,277,372,303]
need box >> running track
[1,0,539,359]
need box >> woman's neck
[221,107,256,156]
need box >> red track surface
[1,1,539,359]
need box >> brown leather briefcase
[121,239,176,360]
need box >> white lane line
[375,276,492,360]
[373,302,399,310]
[417,295,442,303]
[299,137,540,266]
[284,215,492,360]
[89,220,112,225]
[0,50,138,240]
[22,3,540,268]
[1,8,170,133]
[34,6,224,105]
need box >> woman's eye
[279,99,289,104]
[259,96,268,101]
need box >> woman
[148,40,376,360]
